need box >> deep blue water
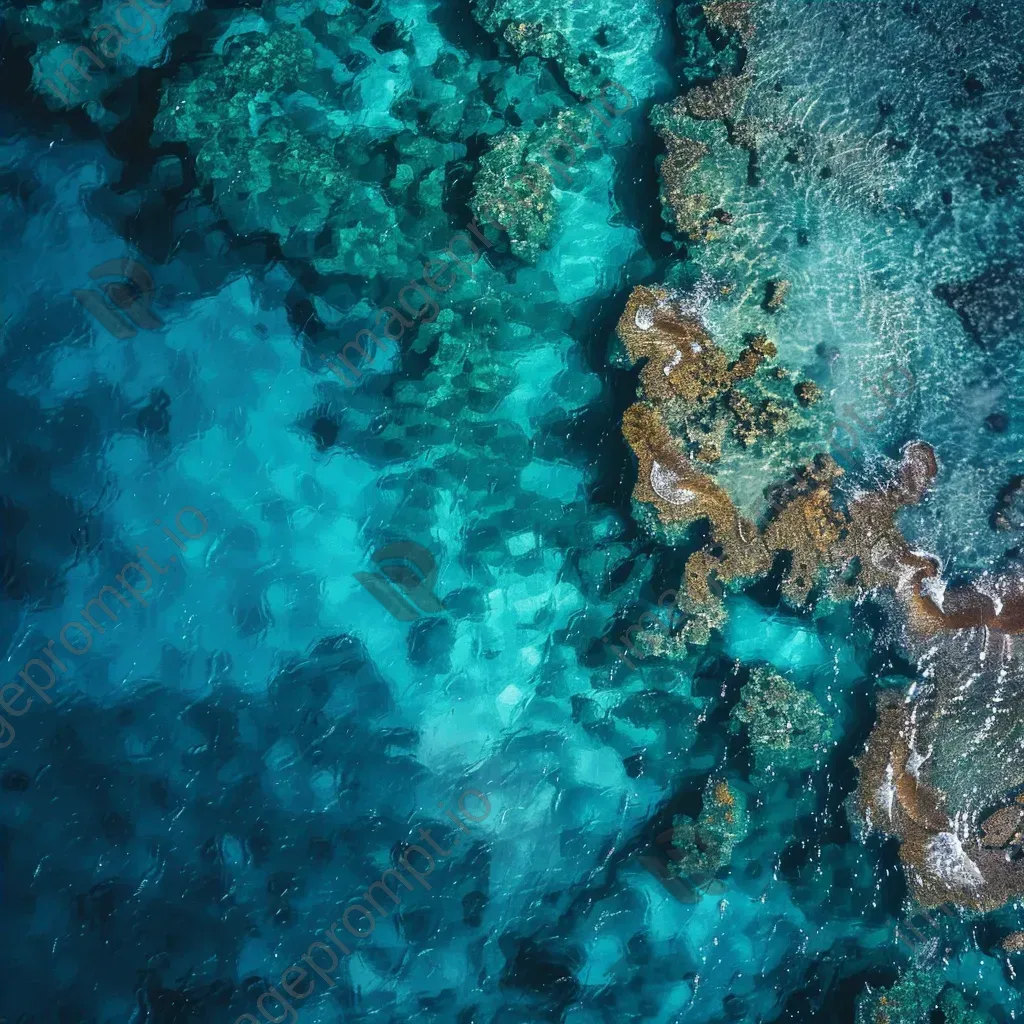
[1,1,1023,1023]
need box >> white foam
[919,575,946,612]
[650,461,697,506]
[635,306,655,330]
[924,831,984,889]
[877,761,895,822]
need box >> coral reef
[683,74,751,122]
[730,666,833,774]
[858,978,995,1024]
[471,110,591,261]
[470,0,658,101]
[619,304,1024,910]
[649,99,725,242]
[616,286,796,455]
[701,1,756,43]
[667,776,748,888]
[152,20,464,280]
[473,2,608,98]
[937,989,994,1024]
[794,380,822,407]
[763,278,790,314]
[617,281,1024,912]
[855,970,945,1024]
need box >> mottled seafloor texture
[1,1,1024,1023]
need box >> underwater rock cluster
[613,0,1024,933]
[667,776,748,889]
[730,666,832,776]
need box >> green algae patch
[731,665,833,774]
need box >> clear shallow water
[0,1,1022,1023]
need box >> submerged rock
[730,666,833,774]
[471,109,591,262]
[990,475,1024,532]
[668,776,749,888]
[933,264,1024,350]
[763,278,791,313]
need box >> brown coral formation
[651,72,753,246]
[729,333,776,382]
[764,278,791,313]
[683,74,752,122]
[617,286,731,404]
[727,389,790,447]
[981,803,1024,847]
[621,401,770,640]
[619,296,1024,899]
[652,119,722,243]
[713,780,735,809]
[619,286,1024,651]
[702,1,755,42]
[856,691,1024,912]
[1002,932,1024,953]
[618,288,948,625]
[617,288,798,459]
[794,380,822,406]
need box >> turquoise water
[0,0,1023,1022]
